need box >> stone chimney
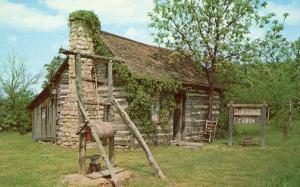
[56,11,100,147]
[69,17,95,54]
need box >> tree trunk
[207,84,214,120]
[206,61,216,121]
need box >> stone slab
[62,170,133,187]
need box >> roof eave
[27,57,69,110]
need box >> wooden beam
[228,101,234,146]
[59,48,126,64]
[174,94,183,141]
[105,59,113,126]
[227,103,268,108]
[78,134,86,174]
[181,93,187,140]
[108,60,113,102]
[75,53,83,103]
[86,167,125,179]
[111,98,166,179]
[109,136,115,165]
[75,53,86,175]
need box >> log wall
[184,89,220,142]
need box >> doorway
[173,92,186,141]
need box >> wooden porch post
[107,60,115,165]
[108,60,113,101]
[180,92,187,141]
[173,94,183,141]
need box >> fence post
[228,101,234,146]
[260,102,267,149]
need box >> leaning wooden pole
[111,99,166,179]
[77,99,120,187]
[108,61,166,179]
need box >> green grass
[1,122,300,187]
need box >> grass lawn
[1,122,300,187]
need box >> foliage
[149,0,274,119]
[0,52,40,133]
[69,10,112,56]
[212,17,300,140]
[114,63,180,134]
[221,19,299,128]
[42,56,63,88]
[68,10,180,134]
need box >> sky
[1,0,300,93]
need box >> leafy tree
[0,52,40,133]
[42,56,63,88]
[149,0,273,119]
[223,18,300,138]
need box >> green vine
[114,63,180,134]
[69,10,112,57]
[69,11,180,134]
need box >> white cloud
[267,2,300,25]
[8,36,17,43]
[0,1,65,31]
[124,27,154,45]
[42,0,153,25]
[0,0,154,32]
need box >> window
[41,107,47,120]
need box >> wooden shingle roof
[100,31,210,87]
[28,31,219,110]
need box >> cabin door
[40,97,57,140]
[173,93,186,141]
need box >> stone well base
[62,170,133,186]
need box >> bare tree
[0,52,41,132]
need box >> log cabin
[27,14,222,147]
